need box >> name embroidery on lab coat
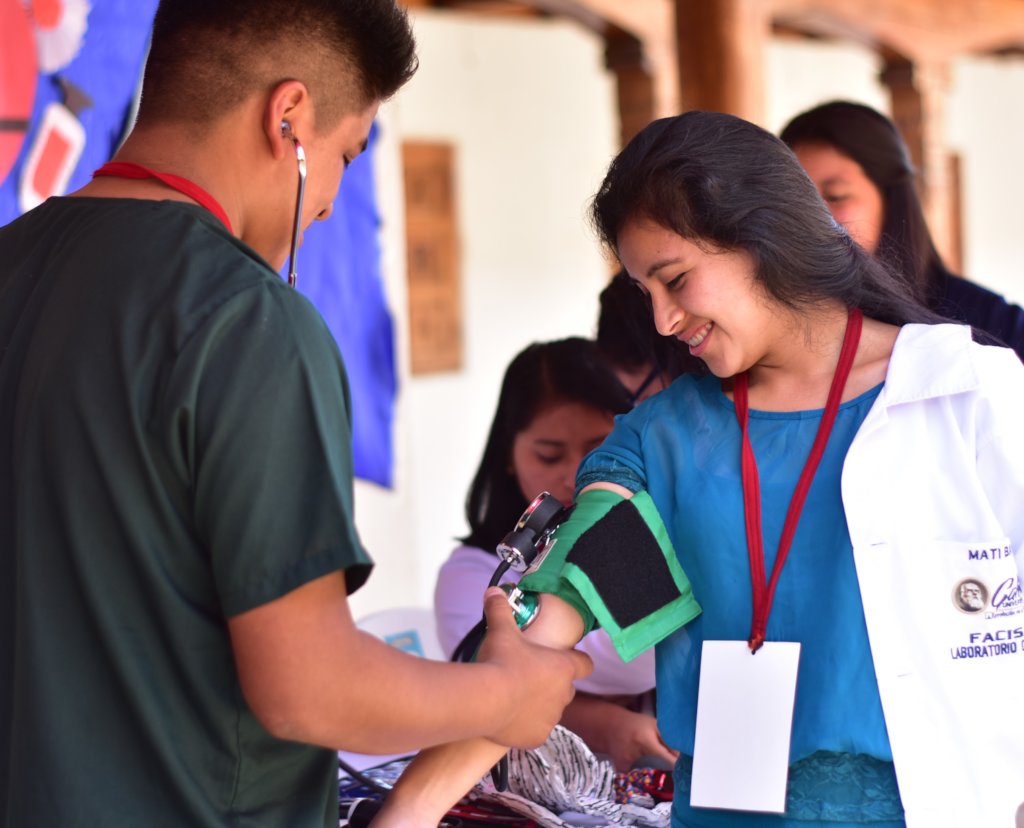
[948,542,1023,660]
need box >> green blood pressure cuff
[517,488,701,662]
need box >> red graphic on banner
[0,0,38,184]
[2,0,92,206]
[33,0,63,28]
[31,114,72,196]
[20,101,86,211]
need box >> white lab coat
[842,323,1024,827]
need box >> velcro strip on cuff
[562,490,700,662]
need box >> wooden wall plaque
[402,141,463,374]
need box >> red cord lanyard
[92,162,233,235]
[733,307,863,653]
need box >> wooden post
[880,55,960,271]
[605,29,658,147]
[674,0,769,124]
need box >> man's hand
[474,588,592,749]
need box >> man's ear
[264,80,310,160]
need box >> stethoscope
[280,120,307,288]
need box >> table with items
[337,726,673,828]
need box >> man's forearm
[231,575,589,755]
[370,593,586,826]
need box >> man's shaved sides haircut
[138,0,417,128]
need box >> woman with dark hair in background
[378,110,1024,828]
[434,337,676,772]
[596,270,699,403]
[781,99,1024,359]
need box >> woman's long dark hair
[591,110,942,328]
[779,100,951,308]
[461,337,632,554]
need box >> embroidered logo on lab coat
[944,541,1023,662]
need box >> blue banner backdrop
[0,0,396,487]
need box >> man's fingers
[481,587,513,631]
[566,648,593,680]
[481,586,592,682]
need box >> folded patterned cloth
[470,726,672,828]
[613,768,673,807]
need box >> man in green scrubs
[0,2,590,825]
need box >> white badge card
[690,640,801,814]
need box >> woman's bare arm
[371,593,587,826]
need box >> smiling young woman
[374,110,1024,828]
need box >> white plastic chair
[356,606,445,661]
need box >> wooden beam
[436,1,541,15]
[402,0,681,144]
[429,0,608,31]
[769,0,1024,61]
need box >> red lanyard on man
[93,162,234,234]
[733,307,863,653]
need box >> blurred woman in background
[434,336,676,771]
[781,99,1024,359]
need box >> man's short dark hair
[138,0,418,128]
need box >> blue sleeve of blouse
[575,404,650,496]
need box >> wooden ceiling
[398,0,1024,272]
[402,0,1024,59]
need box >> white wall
[765,37,888,133]
[947,55,1024,305]
[349,10,618,618]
